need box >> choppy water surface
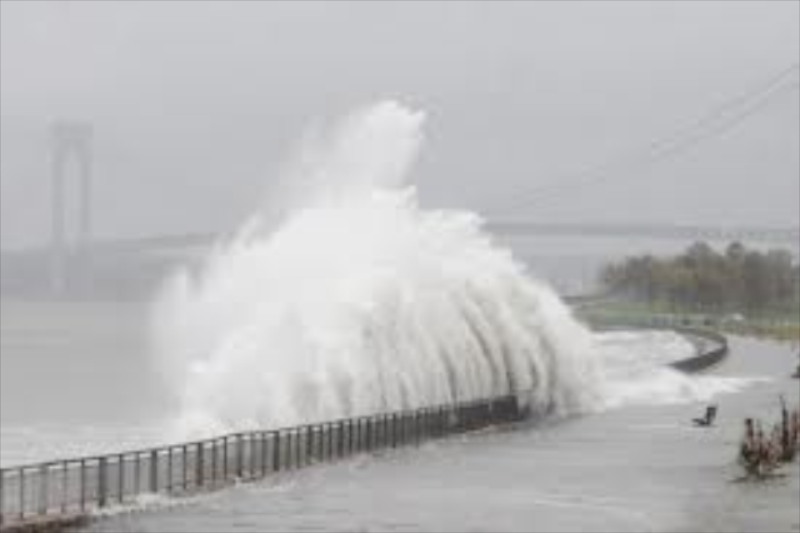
[80,336,799,533]
[2,102,797,531]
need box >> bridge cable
[480,63,800,217]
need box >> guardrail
[581,311,729,373]
[667,326,728,373]
[0,310,730,531]
[0,394,524,530]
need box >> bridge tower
[50,120,93,294]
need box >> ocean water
[80,336,799,533]
[2,101,797,530]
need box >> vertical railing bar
[327,423,331,459]
[196,442,204,489]
[212,440,218,487]
[291,431,297,469]
[149,450,158,494]
[118,454,124,503]
[98,457,107,509]
[236,435,244,479]
[134,453,141,496]
[60,461,67,514]
[261,433,268,476]
[79,459,86,512]
[223,436,229,481]
[296,429,303,468]
[19,468,25,521]
[340,421,347,458]
[273,432,281,473]
[300,429,305,467]
[284,430,290,470]
[38,464,47,516]
[182,445,188,491]
[167,448,173,494]
[306,427,313,465]
[250,435,257,478]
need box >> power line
[481,63,800,217]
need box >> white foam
[592,330,764,409]
[151,101,603,441]
[149,100,759,442]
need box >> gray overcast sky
[1,0,798,249]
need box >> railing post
[261,433,268,476]
[285,430,291,470]
[236,435,244,478]
[134,454,141,495]
[80,459,86,512]
[212,441,219,486]
[182,445,188,490]
[98,457,107,508]
[149,450,158,493]
[347,420,354,455]
[38,464,47,515]
[18,468,24,521]
[196,442,204,488]
[167,448,173,492]
[249,435,256,478]
[307,426,314,464]
[61,462,68,514]
[296,429,303,468]
[118,454,125,503]
[222,437,228,480]
[273,432,281,472]
[396,414,402,446]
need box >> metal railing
[581,311,730,372]
[0,315,729,530]
[0,394,524,528]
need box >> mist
[2,1,798,252]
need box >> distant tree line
[600,242,800,315]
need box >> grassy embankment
[577,299,800,343]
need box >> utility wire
[481,63,800,217]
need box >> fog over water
[0,4,798,532]
[1,2,798,251]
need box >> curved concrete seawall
[667,327,729,373]
[573,300,730,374]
